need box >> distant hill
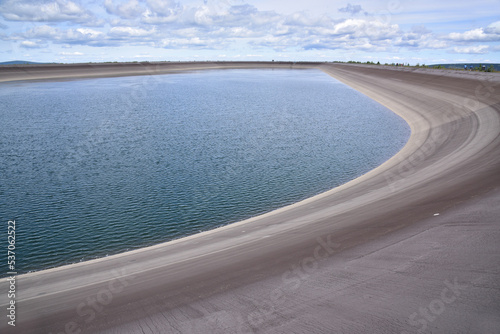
[429,63,500,71]
[0,60,45,65]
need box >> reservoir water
[0,69,410,275]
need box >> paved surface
[1,63,499,333]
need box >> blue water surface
[0,69,410,274]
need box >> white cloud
[26,25,59,39]
[280,18,401,52]
[338,4,365,15]
[20,40,43,48]
[394,26,448,49]
[449,28,487,41]
[484,21,500,35]
[105,0,144,19]
[452,45,489,54]
[140,0,182,24]
[328,19,399,40]
[109,26,155,37]
[158,36,227,49]
[23,25,105,45]
[61,28,105,44]
[419,39,448,49]
[141,9,177,24]
[27,25,103,40]
[145,0,181,17]
[448,21,500,42]
[59,51,83,55]
[74,28,103,39]
[0,0,95,24]
[284,12,329,28]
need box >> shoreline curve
[1,62,499,333]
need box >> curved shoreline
[1,63,499,333]
[0,66,411,278]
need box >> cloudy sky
[0,0,499,64]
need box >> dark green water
[0,69,410,275]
